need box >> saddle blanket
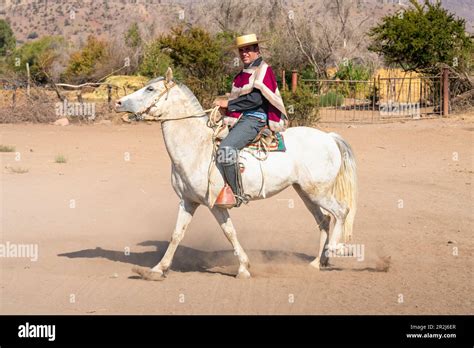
[216,132,286,152]
[247,132,286,152]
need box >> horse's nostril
[116,101,122,106]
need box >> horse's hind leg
[313,195,349,253]
[210,206,251,279]
[294,185,330,269]
[295,185,350,265]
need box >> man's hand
[213,98,228,108]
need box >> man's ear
[165,67,173,83]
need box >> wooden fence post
[12,86,17,109]
[281,69,286,91]
[291,70,298,93]
[442,67,449,116]
[372,77,376,123]
[26,62,31,97]
[107,85,112,110]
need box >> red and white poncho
[224,60,288,132]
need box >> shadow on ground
[58,241,385,275]
[58,240,313,273]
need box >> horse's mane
[177,83,204,112]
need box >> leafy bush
[334,60,373,97]
[0,19,15,56]
[62,36,107,83]
[125,23,142,49]
[281,82,319,126]
[335,60,372,81]
[159,26,223,78]
[156,26,231,107]
[319,91,344,107]
[138,40,176,79]
[8,36,65,83]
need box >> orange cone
[215,184,237,208]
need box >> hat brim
[229,39,268,49]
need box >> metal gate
[301,74,447,123]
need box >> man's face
[238,45,259,65]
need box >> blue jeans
[216,115,266,204]
[220,115,266,150]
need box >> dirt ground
[0,114,473,314]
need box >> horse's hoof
[310,256,330,270]
[236,269,251,279]
[310,258,321,270]
[132,266,166,281]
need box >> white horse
[115,68,357,280]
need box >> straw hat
[231,34,267,49]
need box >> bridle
[132,80,218,123]
[133,80,177,120]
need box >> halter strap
[132,81,223,125]
[134,81,177,117]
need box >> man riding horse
[213,33,288,208]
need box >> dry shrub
[450,74,474,113]
[0,78,58,123]
[0,72,131,123]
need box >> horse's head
[115,67,175,117]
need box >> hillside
[1,0,472,46]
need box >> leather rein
[133,81,217,123]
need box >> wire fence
[301,75,449,123]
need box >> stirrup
[215,184,237,208]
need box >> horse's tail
[328,132,358,242]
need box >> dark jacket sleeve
[227,89,263,112]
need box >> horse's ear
[165,67,173,83]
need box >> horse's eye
[146,86,154,92]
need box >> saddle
[216,126,286,153]
[211,113,287,209]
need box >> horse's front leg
[154,199,199,273]
[133,199,199,280]
[210,206,251,279]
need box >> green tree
[63,36,108,83]
[157,26,230,107]
[9,36,64,83]
[138,40,175,79]
[368,0,472,74]
[125,22,142,49]
[0,19,15,56]
[159,26,224,78]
